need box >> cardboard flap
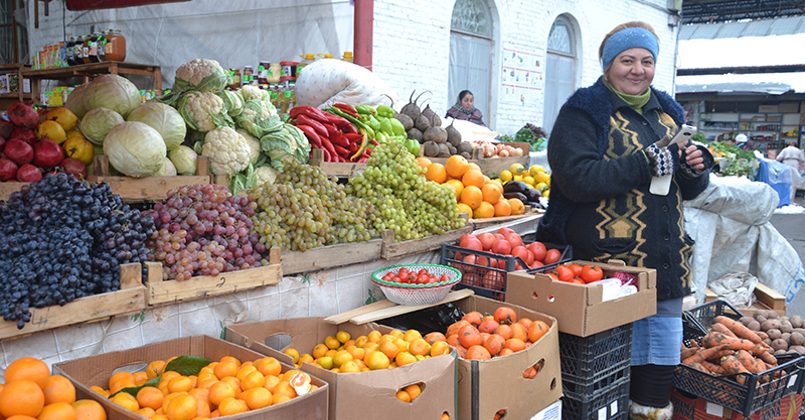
[607,259,626,267]
[531,272,603,306]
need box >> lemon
[542,189,550,198]
[499,170,513,183]
[536,182,548,192]
[509,163,525,175]
[523,176,535,186]
[529,165,546,176]
[534,171,551,184]
[514,175,524,182]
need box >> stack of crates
[559,324,633,420]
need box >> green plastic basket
[371,264,462,305]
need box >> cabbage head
[65,82,90,118]
[219,90,244,117]
[79,107,124,145]
[155,157,178,176]
[83,74,142,118]
[168,145,198,175]
[254,166,277,187]
[237,128,261,165]
[235,100,282,138]
[103,121,167,177]
[127,102,187,150]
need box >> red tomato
[571,279,586,285]
[544,249,561,265]
[440,274,450,282]
[581,265,604,283]
[546,273,559,282]
[526,242,547,262]
[568,264,583,277]
[555,265,574,282]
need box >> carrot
[688,362,709,373]
[736,350,760,373]
[715,316,764,344]
[702,332,731,348]
[689,339,699,348]
[758,351,777,366]
[681,347,698,360]
[701,360,725,375]
[711,322,737,338]
[706,348,735,362]
[683,345,725,365]
[721,338,759,352]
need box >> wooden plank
[323,299,398,325]
[381,222,473,259]
[475,142,531,176]
[309,148,366,177]
[89,155,212,201]
[350,289,475,325]
[0,263,146,341]
[0,182,27,201]
[754,283,786,312]
[145,248,282,306]
[282,239,383,275]
[470,210,543,230]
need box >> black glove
[644,143,674,177]
[678,142,715,178]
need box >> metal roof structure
[681,0,805,24]
[679,15,805,39]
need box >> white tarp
[26,0,354,88]
[684,175,805,308]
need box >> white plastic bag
[295,59,398,109]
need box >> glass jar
[229,69,241,89]
[242,66,254,86]
[104,29,126,62]
[258,61,270,85]
[268,63,282,84]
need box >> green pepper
[327,107,375,139]
[405,139,421,156]
[375,131,387,144]
[379,117,394,136]
[366,115,381,132]
[389,118,406,136]
[376,105,395,119]
[355,105,377,116]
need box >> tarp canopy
[676,73,805,94]
[27,0,354,87]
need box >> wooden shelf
[22,62,162,103]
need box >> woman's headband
[601,27,659,71]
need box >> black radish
[396,113,414,131]
[446,121,462,146]
[407,128,424,142]
[424,126,448,144]
[414,114,431,131]
[423,141,439,157]
[401,90,429,120]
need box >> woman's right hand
[644,143,674,177]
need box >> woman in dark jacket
[445,90,485,126]
[537,21,713,419]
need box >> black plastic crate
[677,300,805,416]
[559,323,633,378]
[562,361,630,397]
[563,376,630,420]
[440,241,572,301]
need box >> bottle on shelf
[104,29,127,62]
[342,51,353,63]
[66,37,77,66]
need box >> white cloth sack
[684,175,804,305]
[295,59,398,109]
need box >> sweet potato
[716,316,764,344]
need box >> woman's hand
[681,143,705,172]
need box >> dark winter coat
[537,77,711,300]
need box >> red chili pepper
[295,124,323,148]
[344,133,363,143]
[350,128,370,161]
[333,103,359,118]
[289,106,330,123]
[296,114,328,139]
[330,132,350,148]
[324,113,358,134]
[333,144,350,157]
[324,123,339,138]
[370,139,379,146]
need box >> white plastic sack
[710,272,758,307]
[296,59,398,109]
[442,117,498,143]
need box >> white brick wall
[373,0,680,135]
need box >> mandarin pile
[284,328,451,374]
[94,355,313,419]
[0,356,107,419]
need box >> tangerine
[456,203,473,218]
[445,155,470,178]
[37,402,76,420]
[168,376,194,393]
[459,186,483,210]
[164,394,197,420]
[0,380,45,417]
[72,399,107,420]
[136,386,164,410]
[396,390,411,403]
[462,169,485,189]
[213,361,238,380]
[106,371,133,391]
[216,397,248,416]
[444,179,464,200]
[5,357,50,389]
[365,351,390,370]
[493,199,511,217]
[208,382,236,407]
[481,183,502,205]
[240,370,266,391]
[43,375,76,404]
[110,392,139,412]
[425,163,447,183]
[242,387,272,410]
[473,201,495,219]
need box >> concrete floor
[769,195,805,316]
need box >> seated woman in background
[446,90,485,126]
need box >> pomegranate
[16,163,42,182]
[61,158,87,179]
[10,127,36,144]
[0,158,17,181]
[3,139,34,165]
[0,120,12,139]
[33,139,64,168]
[6,102,39,128]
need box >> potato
[761,319,782,331]
[740,316,755,326]
[789,345,805,354]
[790,315,802,329]
[775,349,788,356]
[782,332,791,342]
[755,315,768,323]
[767,329,782,340]
[793,328,805,337]
[764,310,780,319]
[790,332,805,346]
[763,338,773,346]
[747,320,761,332]
[772,338,789,351]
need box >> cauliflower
[240,85,269,102]
[235,100,282,138]
[254,166,277,186]
[219,90,244,116]
[237,128,261,165]
[174,58,230,92]
[177,91,232,133]
[202,127,251,175]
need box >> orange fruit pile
[443,307,550,361]
[94,355,311,419]
[0,356,106,419]
[285,328,451,373]
[420,155,526,219]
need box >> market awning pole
[353,0,373,70]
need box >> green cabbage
[219,90,244,117]
[83,74,142,118]
[168,145,198,175]
[155,157,178,176]
[79,107,124,145]
[126,102,187,150]
[103,121,167,177]
[235,100,282,138]
[260,124,311,171]
[65,82,90,118]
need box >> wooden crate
[475,142,531,176]
[308,148,366,178]
[144,248,282,306]
[704,283,786,317]
[88,155,212,202]
[0,263,146,341]
[381,218,473,259]
[0,181,27,201]
[282,239,383,275]
[470,208,543,230]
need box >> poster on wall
[501,46,543,105]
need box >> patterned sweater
[538,77,711,300]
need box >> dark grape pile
[249,159,376,251]
[149,184,266,281]
[0,174,154,329]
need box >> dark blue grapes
[0,173,155,329]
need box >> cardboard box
[225,319,456,420]
[531,399,562,420]
[53,335,329,420]
[704,283,786,318]
[671,389,802,420]
[435,295,563,420]
[505,260,657,337]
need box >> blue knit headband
[601,27,659,71]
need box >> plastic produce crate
[562,375,630,420]
[676,300,805,416]
[559,324,633,398]
[440,242,571,301]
